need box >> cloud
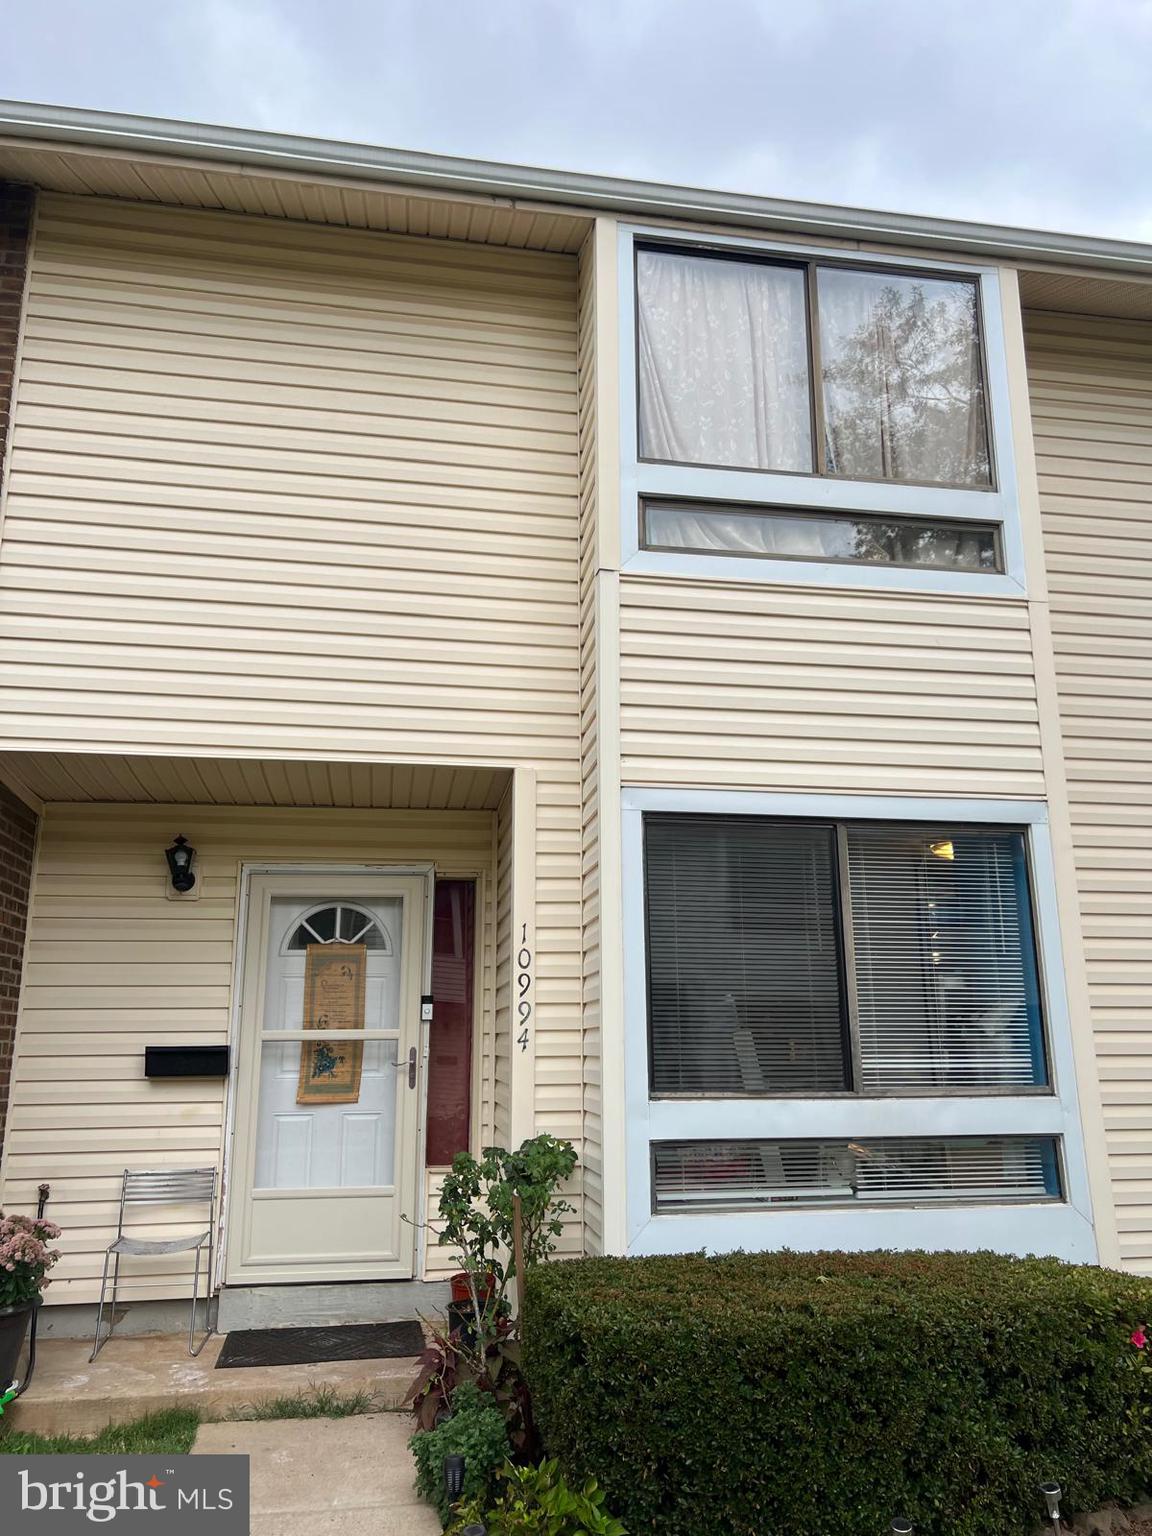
[2,0,1151,239]
[173,0,323,133]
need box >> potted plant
[435,1136,577,1353]
[0,1212,61,1388]
[407,1135,577,1450]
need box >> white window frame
[618,225,1028,596]
[621,789,1096,1261]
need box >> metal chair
[90,1168,217,1361]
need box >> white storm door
[227,873,428,1284]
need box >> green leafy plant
[436,1136,578,1348]
[410,1380,510,1526]
[449,1458,627,1535]
[408,1136,577,1450]
[524,1249,1152,1536]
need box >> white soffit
[0,139,589,254]
[1019,268,1152,322]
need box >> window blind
[644,816,849,1094]
[847,824,1046,1092]
[652,1135,1061,1213]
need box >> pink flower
[1131,1327,1147,1350]
[0,1211,62,1303]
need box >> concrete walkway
[7,1335,421,1436]
[192,1414,441,1534]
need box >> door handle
[407,1047,417,1090]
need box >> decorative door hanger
[297,944,366,1105]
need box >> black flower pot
[0,1300,38,1389]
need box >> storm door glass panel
[818,267,992,486]
[255,1038,398,1190]
[637,248,813,472]
[255,896,403,1190]
[846,824,1046,1092]
[645,815,849,1094]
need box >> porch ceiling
[0,752,511,811]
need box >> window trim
[619,225,1028,596]
[621,789,1096,1261]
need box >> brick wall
[0,784,36,1153]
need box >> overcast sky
[3,0,1150,241]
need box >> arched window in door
[283,904,392,953]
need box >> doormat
[215,1320,424,1369]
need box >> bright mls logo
[1,1455,249,1532]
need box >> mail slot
[145,1044,230,1079]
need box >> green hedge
[523,1250,1152,1536]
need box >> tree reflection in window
[818,268,992,488]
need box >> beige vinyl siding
[575,234,604,1250]
[0,801,499,1304]
[619,580,1045,796]
[423,1170,458,1281]
[0,191,592,1269]
[1,194,580,767]
[1026,307,1152,1271]
[533,764,583,1159]
[489,767,583,1256]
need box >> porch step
[5,1334,423,1438]
[217,1280,449,1332]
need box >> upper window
[637,247,993,490]
[643,814,1047,1098]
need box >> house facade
[0,103,1149,1326]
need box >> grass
[228,1385,379,1421]
[0,1407,201,1455]
[0,1385,381,1454]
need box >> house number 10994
[517,922,533,1053]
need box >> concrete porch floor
[5,1333,423,1436]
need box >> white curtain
[637,249,812,472]
[643,503,996,570]
[818,267,992,486]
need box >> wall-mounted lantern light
[165,835,197,893]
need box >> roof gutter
[2,100,1152,276]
